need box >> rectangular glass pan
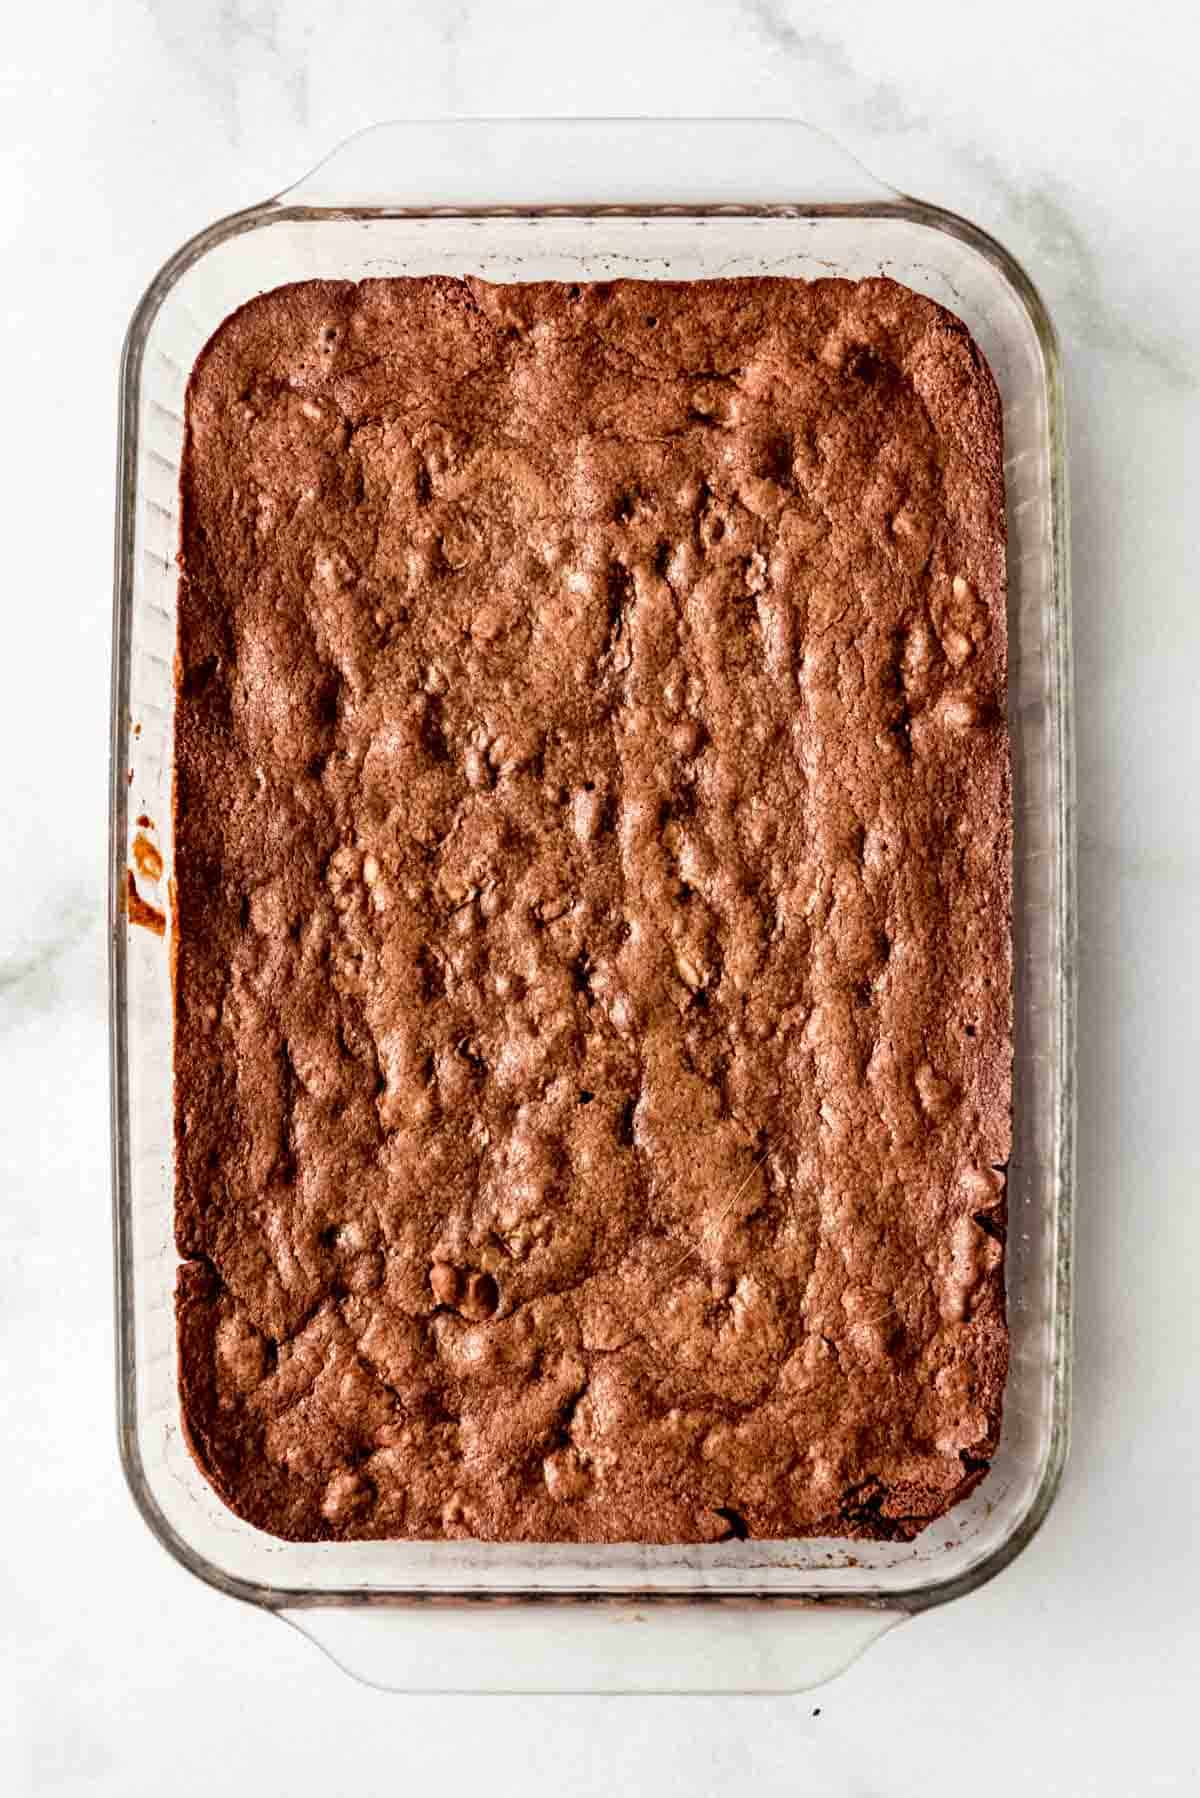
[110,117,1073,1693]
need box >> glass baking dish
[109,117,1074,1694]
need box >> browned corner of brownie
[174,273,1011,1544]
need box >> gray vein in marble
[437,0,476,114]
[742,0,854,79]
[1,893,97,1031]
[144,0,309,145]
[741,0,1196,387]
[743,0,926,133]
[968,155,1196,388]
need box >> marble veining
[0,892,97,1028]
[144,0,311,139]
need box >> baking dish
[110,117,1074,1694]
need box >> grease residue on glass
[132,831,164,883]
[125,868,166,936]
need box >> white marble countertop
[3,0,1197,1792]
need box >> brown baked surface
[174,274,1010,1544]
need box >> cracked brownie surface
[174,274,1010,1543]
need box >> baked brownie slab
[175,275,1010,1543]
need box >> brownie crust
[174,274,1011,1544]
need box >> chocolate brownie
[174,275,1010,1543]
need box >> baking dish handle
[278,117,896,211]
[280,1601,903,1695]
